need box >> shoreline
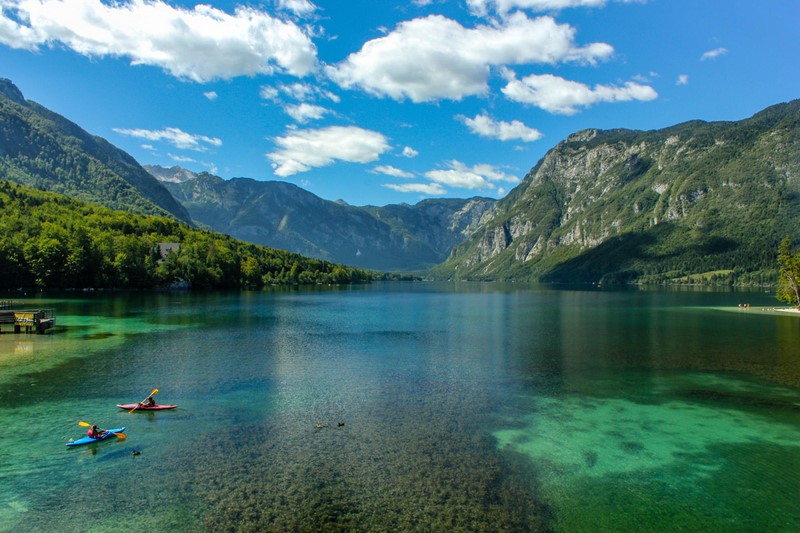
[758,306,800,315]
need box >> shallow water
[0,284,798,532]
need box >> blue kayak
[66,426,126,447]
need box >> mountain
[145,165,198,184]
[3,75,795,283]
[435,100,800,284]
[0,79,192,223]
[147,165,495,272]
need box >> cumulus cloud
[267,125,390,176]
[384,182,446,195]
[502,71,657,114]
[462,162,520,184]
[0,0,318,82]
[402,146,419,158]
[426,170,487,189]
[284,103,330,123]
[113,126,222,151]
[326,12,613,102]
[459,113,543,142]
[425,160,518,190]
[203,91,218,101]
[676,74,689,85]
[701,47,727,61]
[373,165,414,178]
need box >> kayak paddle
[77,420,126,440]
[129,388,159,413]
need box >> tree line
[0,181,375,290]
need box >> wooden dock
[0,308,56,334]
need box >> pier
[0,304,56,334]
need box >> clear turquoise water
[0,284,798,532]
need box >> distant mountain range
[1,77,797,282]
[146,165,494,272]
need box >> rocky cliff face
[149,165,495,272]
[438,100,800,283]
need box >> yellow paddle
[77,421,126,440]
[129,388,159,413]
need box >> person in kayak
[141,396,156,407]
[87,425,107,439]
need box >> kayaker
[141,396,156,407]
[87,424,106,439]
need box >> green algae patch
[493,387,800,532]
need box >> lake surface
[0,284,798,532]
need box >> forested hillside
[0,181,372,289]
[0,79,192,223]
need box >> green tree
[777,236,800,309]
[240,255,261,288]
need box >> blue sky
[1,0,797,206]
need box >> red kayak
[117,403,177,411]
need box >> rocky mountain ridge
[436,100,800,283]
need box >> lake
[0,283,798,532]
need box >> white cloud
[701,47,728,61]
[384,182,446,195]
[0,5,41,49]
[460,162,519,184]
[459,113,543,142]
[280,82,338,102]
[0,0,318,82]
[276,0,317,17]
[424,160,519,190]
[261,82,340,105]
[284,103,330,123]
[326,12,613,102]
[676,74,689,86]
[502,71,657,115]
[468,0,642,16]
[373,165,414,178]
[267,125,390,176]
[280,82,318,101]
[204,91,218,101]
[426,169,487,189]
[632,71,658,83]
[260,86,280,101]
[402,146,419,158]
[113,126,222,151]
[168,154,196,163]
